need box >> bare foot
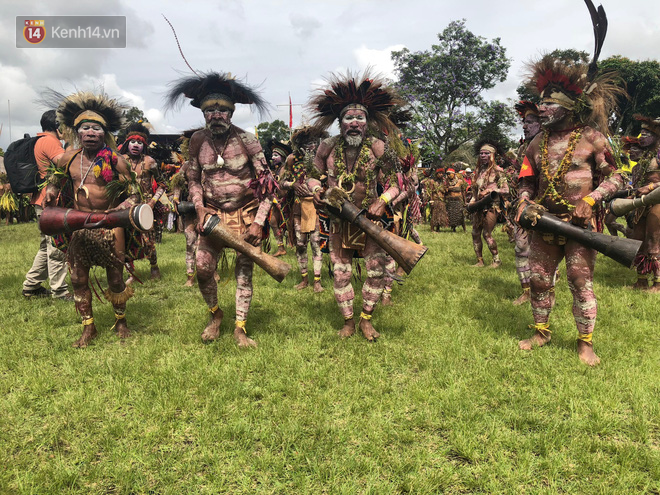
[338,319,356,338]
[633,279,648,290]
[295,279,309,290]
[489,259,501,268]
[577,340,600,366]
[359,317,380,342]
[234,327,257,348]
[313,281,324,293]
[648,283,660,293]
[273,246,286,257]
[214,272,220,282]
[201,308,223,342]
[512,290,530,306]
[125,276,136,286]
[473,259,484,267]
[73,324,97,348]
[518,330,551,350]
[114,318,132,339]
[184,274,195,287]
[381,292,393,306]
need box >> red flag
[289,93,293,128]
[519,156,535,178]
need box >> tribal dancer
[166,72,273,348]
[510,101,542,304]
[307,71,404,341]
[516,49,625,365]
[267,139,291,257]
[469,139,509,267]
[629,115,660,290]
[280,126,327,292]
[120,122,165,282]
[444,167,467,232]
[43,91,138,347]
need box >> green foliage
[600,56,660,135]
[256,119,290,156]
[392,20,512,162]
[0,222,658,493]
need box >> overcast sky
[1,0,659,150]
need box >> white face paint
[341,109,368,147]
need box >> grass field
[0,220,658,494]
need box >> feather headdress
[290,125,329,151]
[634,114,660,137]
[514,101,539,120]
[268,139,292,159]
[45,89,126,149]
[308,70,406,137]
[525,0,625,132]
[165,71,268,117]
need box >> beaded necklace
[537,128,583,210]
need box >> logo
[23,19,46,44]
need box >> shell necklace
[210,131,231,167]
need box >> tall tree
[256,119,290,157]
[392,20,511,162]
[599,56,660,135]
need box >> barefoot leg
[73,322,98,348]
[338,318,356,338]
[201,306,223,342]
[518,329,551,350]
[577,339,600,366]
[359,312,380,341]
[234,321,257,348]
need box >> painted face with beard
[479,150,493,167]
[538,101,572,130]
[204,105,233,135]
[340,109,368,147]
[639,129,658,149]
[522,114,541,141]
[127,139,144,156]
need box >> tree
[599,56,660,135]
[256,119,290,157]
[392,20,511,163]
[118,106,149,142]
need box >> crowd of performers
[16,11,660,366]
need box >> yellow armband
[582,196,596,207]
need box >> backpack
[4,135,44,193]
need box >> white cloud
[353,44,405,80]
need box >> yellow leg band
[344,314,354,321]
[383,288,392,294]
[235,320,246,333]
[314,276,321,281]
[360,311,372,321]
[114,312,126,320]
[209,304,219,314]
[577,332,593,344]
[82,317,94,326]
[529,322,551,338]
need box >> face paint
[523,114,541,140]
[639,129,658,149]
[340,109,367,147]
[479,150,492,167]
[204,106,233,135]
[538,102,571,129]
[128,139,144,156]
[78,123,105,151]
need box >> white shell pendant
[217,154,224,167]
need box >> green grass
[0,221,658,494]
